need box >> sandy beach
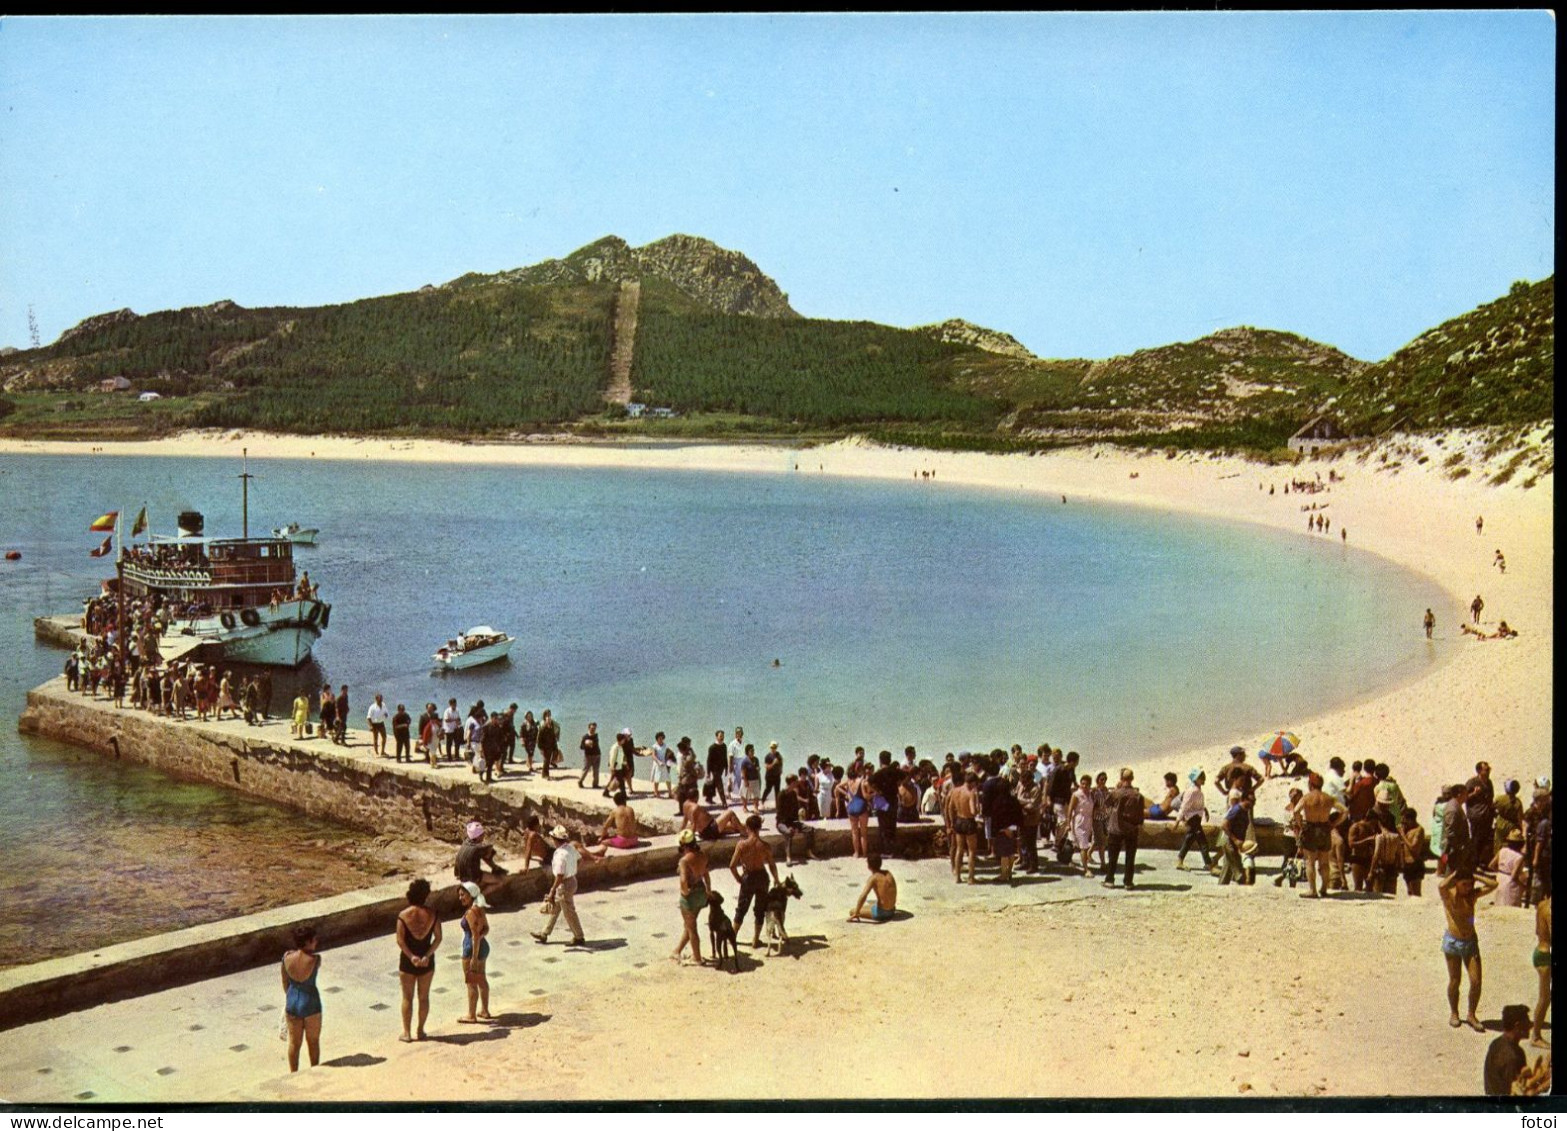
[0,428,1552,1100]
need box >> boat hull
[172,600,329,668]
[432,639,514,671]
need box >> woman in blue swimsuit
[457,882,493,1024]
[280,925,323,1072]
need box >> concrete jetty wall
[17,677,675,851]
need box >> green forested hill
[0,234,1553,452]
[630,280,998,427]
[1330,277,1554,433]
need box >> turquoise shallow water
[0,451,1445,954]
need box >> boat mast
[239,447,253,540]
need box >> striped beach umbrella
[1258,731,1300,761]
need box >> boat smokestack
[177,511,204,537]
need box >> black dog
[706,890,738,972]
[761,873,803,956]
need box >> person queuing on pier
[518,709,540,773]
[366,693,390,757]
[391,702,412,762]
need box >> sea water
[0,451,1446,958]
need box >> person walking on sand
[1102,769,1145,890]
[1476,515,1484,535]
[395,878,440,1042]
[1424,608,1436,639]
[849,853,899,922]
[729,814,779,948]
[1439,868,1498,1031]
[672,830,710,966]
[1066,773,1098,876]
[533,826,586,947]
[1471,594,1485,624]
[456,881,492,1023]
[1174,769,1214,873]
[280,925,323,1073]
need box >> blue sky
[0,13,1554,360]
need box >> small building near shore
[1289,415,1350,456]
[99,376,132,393]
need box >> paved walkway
[0,852,1149,1103]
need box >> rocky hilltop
[456,234,799,319]
[915,319,1035,359]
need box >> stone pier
[18,677,676,851]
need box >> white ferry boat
[115,510,330,668]
[432,626,514,671]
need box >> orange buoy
[3,550,20,561]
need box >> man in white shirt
[365,693,390,758]
[441,698,461,762]
[729,726,747,798]
[532,825,586,946]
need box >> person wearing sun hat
[454,821,508,886]
[533,825,586,947]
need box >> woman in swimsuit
[672,831,710,966]
[280,924,323,1072]
[845,769,872,858]
[457,882,492,1023]
[395,878,441,1042]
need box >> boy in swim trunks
[849,854,898,922]
[1439,868,1498,1031]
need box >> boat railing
[123,565,215,585]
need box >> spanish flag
[89,511,118,532]
[89,535,113,558]
[130,507,147,538]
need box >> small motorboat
[432,626,515,671]
[272,522,319,546]
[4,550,20,561]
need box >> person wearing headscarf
[1174,768,1213,872]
